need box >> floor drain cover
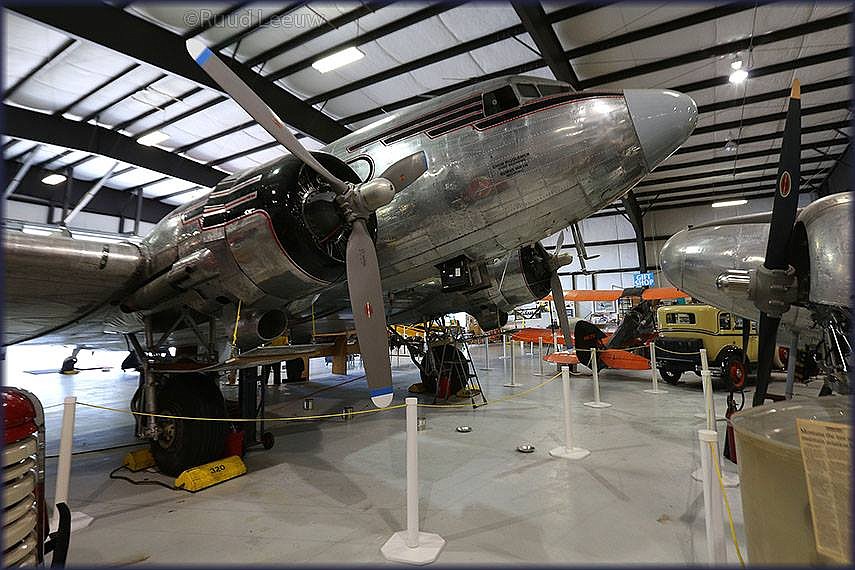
[456,426,472,433]
[516,444,535,453]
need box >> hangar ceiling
[3,1,851,226]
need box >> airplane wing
[544,287,689,302]
[155,343,336,373]
[3,230,145,346]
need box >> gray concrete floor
[5,343,820,565]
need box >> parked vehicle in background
[653,304,782,390]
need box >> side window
[666,312,696,325]
[734,316,744,330]
[482,85,519,117]
[347,157,373,182]
[719,312,732,331]
[538,83,570,96]
[516,83,540,99]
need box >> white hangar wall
[5,199,157,236]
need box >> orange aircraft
[512,286,691,370]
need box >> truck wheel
[151,374,227,477]
[721,356,747,391]
[659,368,682,385]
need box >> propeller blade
[186,39,348,194]
[550,274,573,350]
[553,229,566,257]
[764,79,801,270]
[378,151,428,192]
[346,219,393,407]
[753,80,801,406]
[753,313,781,406]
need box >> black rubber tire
[150,374,227,477]
[285,358,305,382]
[659,367,682,385]
[720,355,747,391]
[261,432,275,450]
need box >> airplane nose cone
[659,229,688,290]
[624,89,697,170]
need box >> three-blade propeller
[187,39,428,407]
[752,80,801,406]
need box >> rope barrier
[74,370,565,422]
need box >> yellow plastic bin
[731,395,850,564]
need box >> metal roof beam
[512,1,580,89]
[636,153,841,188]
[4,104,226,188]
[54,63,141,116]
[268,3,459,82]
[9,4,349,143]
[4,39,77,99]
[207,141,280,167]
[677,119,851,155]
[209,1,308,52]
[692,100,851,136]
[635,168,827,197]
[697,76,850,115]
[244,4,378,68]
[579,13,850,89]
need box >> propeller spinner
[186,39,428,407]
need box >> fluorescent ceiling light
[41,173,66,185]
[730,59,743,70]
[137,131,170,146]
[729,69,748,84]
[21,226,56,236]
[312,47,364,73]
[711,199,748,208]
[724,139,738,152]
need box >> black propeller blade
[753,79,801,406]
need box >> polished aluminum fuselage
[5,76,655,349]
[659,192,853,342]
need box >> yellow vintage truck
[653,304,777,390]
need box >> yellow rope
[707,440,746,566]
[230,299,242,346]
[77,400,406,422]
[74,369,566,420]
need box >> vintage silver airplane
[659,81,851,404]
[4,39,697,474]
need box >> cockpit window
[516,83,540,99]
[482,85,519,117]
[538,84,570,96]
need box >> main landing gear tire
[659,367,683,385]
[151,374,227,477]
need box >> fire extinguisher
[722,389,743,464]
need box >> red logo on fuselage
[364,302,373,318]
[779,171,791,198]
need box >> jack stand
[238,367,275,451]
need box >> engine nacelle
[459,243,554,331]
[232,309,288,350]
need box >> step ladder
[431,339,487,408]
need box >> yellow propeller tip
[791,79,800,100]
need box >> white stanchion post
[553,332,559,353]
[694,348,725,421]
[481,336,492,371]
[533,337,544,377]
[698,429,727,565]
[550,366,590,459]
[381,398,445,564]
[692,352,738,486]
[644,343,667,394]
[529,341,534,357]
[504,338,521,387]
[52,396,92,533]
[500,334,508,360]
[584,348,612,408]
